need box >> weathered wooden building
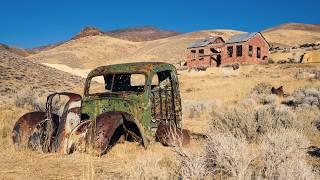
[186,32,270,69]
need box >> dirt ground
[1,63,320,179]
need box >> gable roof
[225,32,269,46]
[187,36,223,49]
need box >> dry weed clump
[205,133,257,179]
[250,82,272,95]
[124,150,178,179]
[260,130,314,179]
[174,148,207,179]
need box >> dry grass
[1,55,320,179]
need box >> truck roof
[87,62,176,78]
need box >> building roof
[225,32,259,44]
[187,36,222,49]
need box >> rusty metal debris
[12,62,190,155]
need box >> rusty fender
[12,111,59,150]
[89,112,124,155]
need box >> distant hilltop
[71,26,181,42]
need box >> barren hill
[262,23,320,47]
[29,26,181,54]
[264,23,320,32]
[28,29,243,69]
[0,43,33,57]
[0,49,84,103]
[105,26,180,41]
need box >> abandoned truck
[12,62,190,155]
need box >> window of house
[257,47,261,58]
[199,58,204,61]
[236,45,242,57]
[248,45,253,57]
[199,49,204,56]
[210,48,219,53]
[191,50,196,60]
[227,46,233,57]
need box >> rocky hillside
[72,27,104,40]
[0,49,84,104]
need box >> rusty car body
[12,62,190,155]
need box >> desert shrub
[194,66,208,71]
[313,115,320,130]
[283,87,320,109]
[277,60,288,64]
[175,148,207,179]
[15,88,39,109]
[210,103,304,142]
[315,71,320,80]
[250,82,272,95]
[266,57,274,64]
[15,88,67,115]
[261,94,277,104]
[206,107,317,179]
[248,83,281,105]
[260,130,315,179]
[255,104,297,133]
[205,132,257,179]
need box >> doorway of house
[216,54,221,67]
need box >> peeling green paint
[82,62,182,142]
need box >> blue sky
[0,0,319,48]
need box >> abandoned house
[186,32,270,69]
